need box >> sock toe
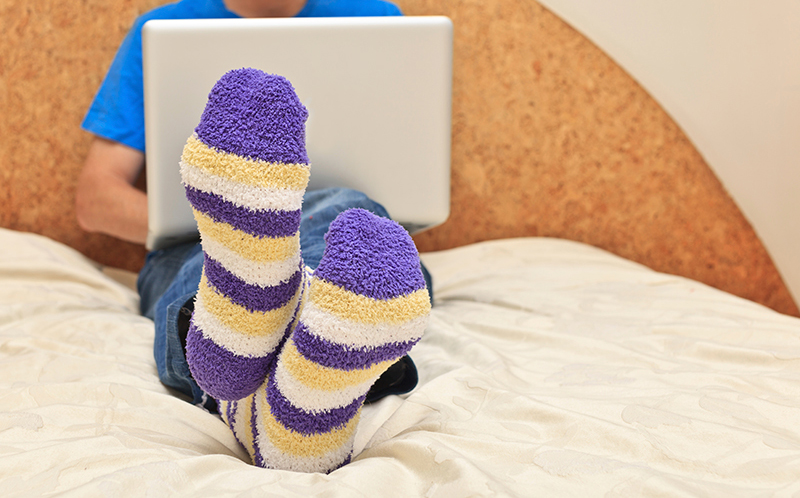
[313,208,427,300]
[194,68,309,165]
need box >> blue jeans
[138,188,433,410]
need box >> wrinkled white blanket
[2,227,800,496]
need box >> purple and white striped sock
[181,68,310,401]
[221,208,431,473]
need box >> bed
[3,0,800,494]
[3,226,800,496]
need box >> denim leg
[137,242,216,411]
[138,241,200,321]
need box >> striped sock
[221,208,431,472]
[182,68,310,401]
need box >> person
[76,0,431,422]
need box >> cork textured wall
[1,0,163,273]
[1,0,797,316]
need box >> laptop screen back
[142,16,452,250]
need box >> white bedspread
[2,227,800,496]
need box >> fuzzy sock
[181,68,310,401]
[220,208,431,472]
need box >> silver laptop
[142,16,452,250]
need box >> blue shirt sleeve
[82,17,149,152]
[81,0,238,151]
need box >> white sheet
[2,227,800,496]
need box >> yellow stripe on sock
[258,393,360,457]
[199,274,302,337]
[281,339,393,391]
[182,136,310,190]
[193,209,300,263]
[309,279,431,325]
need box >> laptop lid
[142,16,452,250]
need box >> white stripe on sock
[201,236,302,288]
[181,161,305,212]
[300,301,427,348]
[273,357,375,413]
[193,296,289,357]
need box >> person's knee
[331,187,389,217]
[306,187,368,209]
[326,187,369,203]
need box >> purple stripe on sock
[195,69,309,165]
[292,321,418,371]
[315,209,426,300]
[251,394,264,468]
[227,400,236,429]
[186,323,275,401]
[267,372,364,436]
[227,400,235,422]
[336,454,352,472]
[204,255,301,312]
[227,400,248,453]
[185,185,301,238]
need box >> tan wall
[1,0,797,316]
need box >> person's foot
[181,68,310,401]
[224,208,431,472]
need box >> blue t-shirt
[82,0,402,152]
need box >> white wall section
[538,0,800,304]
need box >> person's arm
[75,137,148,244]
